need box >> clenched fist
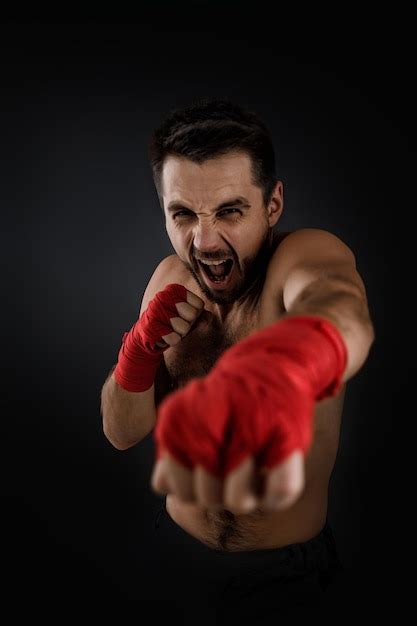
[114,283,204,392]
[151,315,347,514]
[153,287,205,349]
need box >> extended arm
[151,229,376,512]
[268,228,375,382]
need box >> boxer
[101,98,375,619]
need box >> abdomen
[166,386,345,552]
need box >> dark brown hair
[149,97,277,208]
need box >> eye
[172,208,241,219]
[219,208,241,216]
[172,210,193,219]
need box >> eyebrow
[166,196,251,213]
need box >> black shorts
[148,504,346,624]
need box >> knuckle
[185,293,194,304]
[194,466,223,507]
[186,292,201,308]
[267,482,303,507]
[223,490,241,511]
[170,333,182,345]
[225,499,253,515]
[151,478,162,491]
[276,486,296,500]
[151,473,166,493]
[276,480,302,499]
[196,492,221,507]
[175,302,195,321]
[170,317,190,335]
[161,332,181,346]
[177,486,195,502]
[287,471,304,494]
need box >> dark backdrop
[2,9,412,621]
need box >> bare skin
[150,254,347,550]
[104,150,374,551]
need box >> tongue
[209,261,228,277]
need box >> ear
[267,180,284,227]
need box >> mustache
[193,253,234,262]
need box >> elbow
[368,325,376,354]
[102,421,141,451]
[362,321,376,367]
[343,316,376,381]
[108,438,136,452]
[364,310,376,353]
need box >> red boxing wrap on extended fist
[114,283,187,392]
[154,315,348,477]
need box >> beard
[183,225,273,306]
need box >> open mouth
[197,259,234,287]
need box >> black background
[2,7,413,621]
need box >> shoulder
[272,227,355,258]
[267,228,356,277]
[263,228,359,304]
[139,253,184,316]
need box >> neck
[211,228,278,323]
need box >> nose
[193,220,223,253]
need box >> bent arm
[100,254,178,450]
[101,354,173,450]
[100,365,157,450]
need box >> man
[100,98,375,621]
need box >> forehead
[161,152,257,205]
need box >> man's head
[148,98,284,306]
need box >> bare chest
[163,307,264,390]
[158,265,344,551]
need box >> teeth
[200,259,230,266]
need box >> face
[161,151,283,306]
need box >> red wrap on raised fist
[114,283,187,392]
[154,315,348,477]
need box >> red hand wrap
[154,315,347,477]
[114,283,187,392]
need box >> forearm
[101,366,157,450]
[286,276,375,382]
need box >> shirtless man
[100,98,375,617]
